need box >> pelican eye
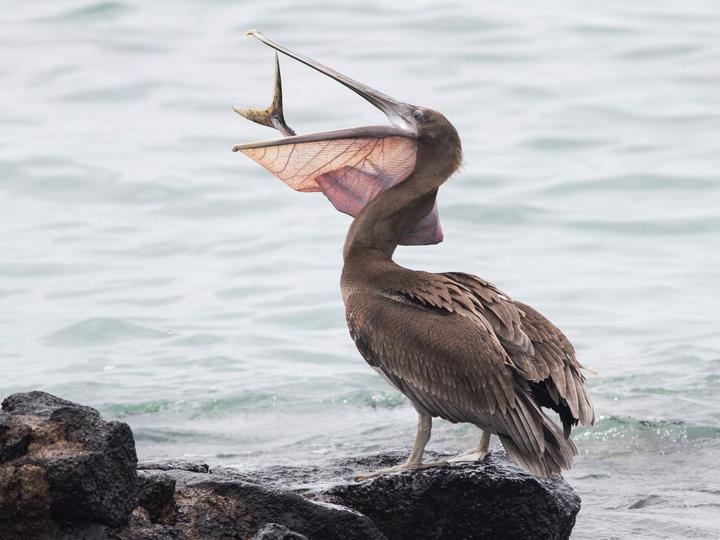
[412,109,425,121]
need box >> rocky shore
[0,391,580,539]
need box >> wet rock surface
[0,391,580,539]
[318,453,580,540]
[117,465,383,540]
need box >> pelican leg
[448,430,492,463]
[355,413,446,481]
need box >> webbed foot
[447,449,489,463]
[355,459,447,482]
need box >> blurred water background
[2,1,719,538]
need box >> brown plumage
[235,31,596,477]
[342,259,594,476]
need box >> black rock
[105,508,182,540]
[0,391,138,538]
[99,455,384,539]
[2,391,84,417]
[0,410,32,462]
[142,471,384,539]
[127,450,579,540]
[329,452,580,540]
[136,472,176,522]
[252,522,309,539]
[138,460,210,473]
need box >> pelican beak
[245,30,417,134]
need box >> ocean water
[1,1,719,538]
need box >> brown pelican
[234,31,595,477]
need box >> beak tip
[245,28,261,38]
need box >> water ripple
[43,317,169,347]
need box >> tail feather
[499,415,577,476]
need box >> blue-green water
[2,1,720,538]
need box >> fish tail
[234,52,295,136]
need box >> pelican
[233,31,595,477]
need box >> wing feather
[440,273,596,428]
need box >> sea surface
[2,1,719,538]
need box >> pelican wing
[345,270,578,476]
[441,272,596,432]
[234,127,442,245]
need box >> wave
[573,415,720,444]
